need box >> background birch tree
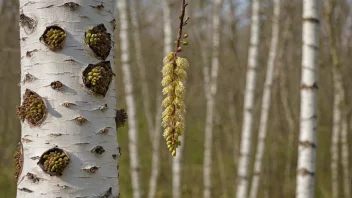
[296,0,319,198]
[236,0,261,197]
[203,0,222,197]
[117,0,142,197]
[249,0,280,197]
[1,0,352,197]
[15,0,119,197]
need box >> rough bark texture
[17,0,119,197]
[236,0,260,197]
[249,0,280,197]
[117,0,142,198]
[203,1,222,198]
[296,1,319,198]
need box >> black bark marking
[303,17,320,24]
[297,168,315,176]
[61,2,81,11]
[300,82,318,90]
[91,146,105,155]
[26,49,38,57]
[299,140,316,148]
[19,14,37,34]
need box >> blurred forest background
[0,0,351,198]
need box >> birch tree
[172,135,185,198]
[147,0,173,197]
[203,1,222,198]
[166,0,185,198]
[296,0,319,198]
[130,0,154,142]
[118,0,142,197]
[236,0,261,197]
[249,0,280,197]
[325,0,349,197]
[16,0,119,197]
[340,116,351,198]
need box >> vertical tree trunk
[165,1,185,198]
[117,0,142,198]
[203,1,222,198]
[296,0,319,198]
[325,1,348,198]
[172,135,185,198]
[17,1,119,197]
[341,116,351,198]
[148,1,173,197]
[236,0,261,197]
[249,0,280,197]
[130,0,154,142]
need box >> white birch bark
[172,134,185,198]
[341,116,351,198]
[249,0,280,197]
[130,0,154,142]
[117,0,142,198]
[330,72,341,198]
[203,1,222,198]
[17,0,119,197]
[161,1,185,198]
[325,1,346,197]
[296,1,319,198]
[147,0,173,194]
[236,0,260,197]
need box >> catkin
[161,52,189,156]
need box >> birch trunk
[203,1,222,198]
[296,1,319,198]
[236,0,260,197]
[277,11,296,193]
[117,0,142,198]
[341,116,351,198]
[325,1,347,197]
[161,1,185,198]
[17,0,119,197]
[130,0,154,142]
[172,135,185,198]
[249,0,280,197]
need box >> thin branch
[174,0,188,55]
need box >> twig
[170,0,188,149]
[174,0,188,56]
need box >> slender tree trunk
[118,0,142,198]
[203,1,222,198]
[146,1,173,197]
[166,1,186,198]
[277,10,296,194]
[172,134,185,198]
[341,115,351,198]
[17,1,119,197]
[249,0,280,197]
[296,1,319,198]
[130,0,154,142]
[325,1,349,198]
[236,0,261,197]
[330,73,341,198]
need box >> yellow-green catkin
[161,52,189,156]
